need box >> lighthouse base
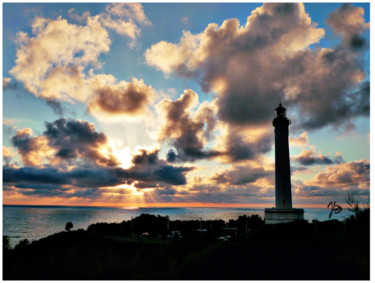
[264,208,304,225]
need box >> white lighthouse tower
[264,104,304,224]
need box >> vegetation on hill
[3,207,369,280]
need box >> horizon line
[3,203,337,209]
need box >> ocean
[3,205,352,247]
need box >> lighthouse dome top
[275,103,286,118]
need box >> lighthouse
[264,104,304,224]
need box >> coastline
[3,211,370,280]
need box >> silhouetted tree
[346,193,361,217]
[3,235,11,251]
[65,221,74,232]
[15,238,29,250]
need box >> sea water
[3,205,352,247]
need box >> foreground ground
[3,211,369,280]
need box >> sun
[106,138,133,169]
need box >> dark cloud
[4,151,193,189]
[5,180,103,199]
[293,149,345,166]
[157,89,221,162]
[349,34,367,51]
[222,130,273,162]
[326,4,368,51]
[43,118,119,167]
[166,149,177,163]
[11,118,121,168]
[283,48,369,130]
[88,78,154,117]
[3,150,193,198]
[46,99,64,116]
[4,166,70,184]
[6,116,195,199]
[131,149,158,165]
[126,149,194,185]
[290,166,308,174]
[11,129,32,156]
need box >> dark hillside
[3,210,369,280]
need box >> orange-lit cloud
[305,159,369,189]
[10,4,153,117]
[3,77,11,88]
[11,128,56,167]
[4,131,194,202]
[290,131,309,147]
[3,146,14,166]
[10,16,110,101]
[98,3,151,39]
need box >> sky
[2,3,370,208]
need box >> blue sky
[2,3,370,207]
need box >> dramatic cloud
[157,89,220,161]
[293,148,344,166]
[326,4,369,50]
[3,148,194,199]
[3,166,123,199]
[43,118,120,167]
[88,77,154,117]
[146,3,369,130]
[156,89,274,163]
[11,119,119,167]
[126,148,194,186]
[214,125,273,163]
